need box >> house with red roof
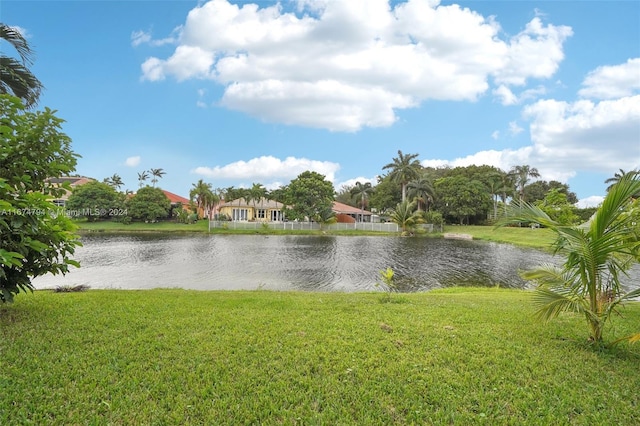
[332,201,372,223]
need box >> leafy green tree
[524,180,578,204]
[335,184,356,206]
[389,200,420,233]
[509,165,541,202]
[66,181,123,221]
[382,150,421,203]
[0,24,43,107]
[313,207,337,230]
[150,168,166,187]
[350,181,374,221]
[282,171,335,222]
[536,188,579,225]
[498,173,640,344]
[0,95,80,302]
[222,186,249,202]
[434,176,492,225]
[247,183,267,209]
[369,174,402,213]
[126,186,170,222]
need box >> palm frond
[532,286,589,322]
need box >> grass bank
[444,225,555,249]
[2,288,638,425]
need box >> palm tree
[497,173,640,344]
[190,179,218,219]
[382,150,421,203]
[314,207,337,231]
[109,174,124,191]
[407,174,434,212]
[350,181,374,222]
[137,171,149,188]
[0,23,43,107]
[247,183,267,210]
[509,165,540,202]
[150,168,166,187]
[605,169,639,192]
[389,200,420,233]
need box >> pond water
[32,233,640,293]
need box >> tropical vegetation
[0,95,80,302]
[498,173,640,344]
[0,23,43,107]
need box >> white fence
[209,221,401,232]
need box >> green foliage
[190,179,218,219]
[524,180,578,204]
[369,174,402,213]
[434,176,492,224]
[376,267,396,302]
[66,181,124,221]
[0,95,81,302]
[535,188,579,225]
[389,200,420,233]
[313,206,337,230]
[126,186,170,222]
[281,171,335,221]
[382,150,421,202]
[497,173,640,344]
[0,24,43,107]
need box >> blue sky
[4,0,639,207]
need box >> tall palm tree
[350,181,374,222]
[509,165,540,202]
[109,174,124,191]
[0,23,43,107]
[382,150,421,203]
[150,168,166,187]
[407,175,434,212]
[497,173,640,344]
[190,179,217,219]
[605,169,639,192]
[137,171,149,188]
[247,183,267,210]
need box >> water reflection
[32,234,639,293]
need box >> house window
[257,209,266,219]
[232,208,248,221]
[271,210,282,222]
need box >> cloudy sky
[4,0,639,207]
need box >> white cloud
[491,130,500,140]
[131,28,181,48]
[336,176,378,190]
[493,85,517,105]
[575,196,603,209]
[131,30,152,47]
[578,58,640,100]
[192,155,341,182]
[508,121,523,135]
[125,156,141,167]
[139,0,571,131]
[523,95,640,172]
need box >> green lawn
[2,288,638,425]
[445,225,556,249]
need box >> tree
[126,186,170,222]
[497,173,640,344]
[282,171,335,222]
[350,181,374,222]
[190,179,218,219]
[509,165,540,202]
[535,188,579,225]
[369,174,402,214]
[109,174,124,191]
[150,168,166,187]
[382,150,421,203]
[247,183,267,209]
[66,181,123,221]
[434,176,492,225]
[605,169,639,193]
[0,24,43,108]
[137,171,149,188]
[407,174,434,212]
[0,95,80,302]
[524,180,578,204]
[389,200,420,233]
[313,206,337,230]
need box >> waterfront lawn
[445,225,556,249]
[2,288,639,425]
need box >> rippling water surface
[32,234,639,292]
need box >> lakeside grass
[77,220,556,249]
[2,288,639,425]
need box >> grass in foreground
[1,288,639,425]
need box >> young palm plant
[498,174,640,345]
